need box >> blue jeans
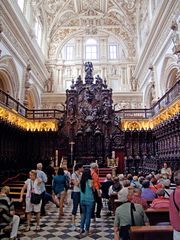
[80,200,94,231]
[72,192,81,215]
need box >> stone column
[100,37,108,61]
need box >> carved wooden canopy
[62,62,123,165]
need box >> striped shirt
[0,194,13,228]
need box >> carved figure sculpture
[84,62,93,77]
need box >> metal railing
[0,79,179,121]
[115,79,180,119]
[0,89,65,120]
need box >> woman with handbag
[19,170,42,231]
[79,168,95,237]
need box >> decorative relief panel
[31,0,137,59]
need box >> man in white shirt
[36,163,47,216]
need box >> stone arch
[160,54,178,94]
[143,83,153,108]
[27,84,41,109]
[0,55,19,98]
[55,29,129,60]
[127,121,141,130]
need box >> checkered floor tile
[16,197,115,239]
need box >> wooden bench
[145,208,169,225]
[130,225,173,240]
[109,194,118,215]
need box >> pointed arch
[0,55,20,98]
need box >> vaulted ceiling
[31,0,138,59]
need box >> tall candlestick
[69,141,75,166]
[55,149,58,167]
[112,151,115,159]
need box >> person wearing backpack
[63,166,71,205]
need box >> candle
[55,149,58,167]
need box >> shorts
[25,197,42,213]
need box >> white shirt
[25,178,42,198]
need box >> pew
[109,194,118,215]
[145,208,169,225]
[130,225,173,240]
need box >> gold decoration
[0,99,179,131]
[121,99,180,130]
[0,106,58,131]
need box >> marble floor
[16,197,115,240]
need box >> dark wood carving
[62,62,122,165]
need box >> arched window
[17,0,24,12]
[66,46,74,60]
[85,38,97,60]
[34,17,42,46]
[60,39,75,60]
[109,45,117,59]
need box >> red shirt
[150,183,163,193]
[91,169,101,190]
[150,196,170,209]
[170,186,180,231]
[132,195,148,209]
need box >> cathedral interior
[0,0,180,179]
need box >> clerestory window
[109,45,117,59]
[85,38,97,60]
[34,18,42,46]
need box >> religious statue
[95,75,103,84]
[67,98,75,117]
[130,76,138,91]
[151,83,156,105]
[44,71,53,92]
[103,98,111,116]
[84,87,94,103]
[76,75,83,85]
[171,19,179,45]
[44,78,53,92]
[84,62,93,77]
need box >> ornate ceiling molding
[30,0,137,59]
[135,0,180,89]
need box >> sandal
[36,226,40,231]
[25,226,31,232]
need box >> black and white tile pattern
[17,198,114,239]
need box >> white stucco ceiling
[31,0,138,59]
